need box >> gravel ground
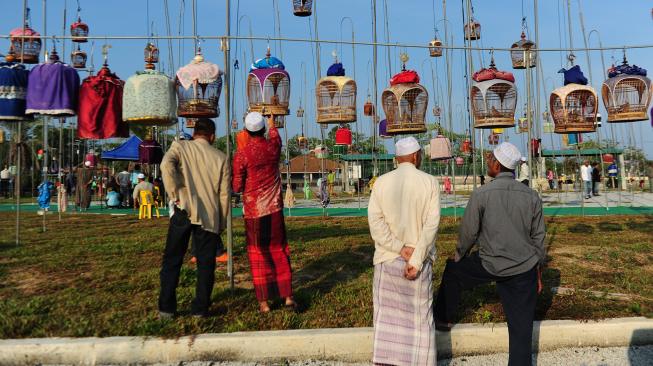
[81,345,651,366]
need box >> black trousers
[158,208,224,315]
[435,252,537,366]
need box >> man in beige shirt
[368,137,441,365]
[158,118,230,318]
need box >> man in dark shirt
[434,142,546,366]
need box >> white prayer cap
[245,112,265,132]
[521,157,527,162]
[395,137,421,157]
[493,142,522,170]
[137,173,146,179]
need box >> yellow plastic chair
[153,185,163,207]
[138,190,160,219]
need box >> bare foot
[259,301,270,313]
[285,297,297,309]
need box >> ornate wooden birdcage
[297,135,308,151]
[550,82,598,133]
[316,60,357,124]
[123,42,177,126]
[363,96,375,116]
[71,45,87,69]
[488,132,499,145]
[464,19,481,41]
[470,59,517,129]
[8,12,42,64]
[335,125,352,146]
[461,138,472,156]
[292,0,313,17]
[601,56,651,123]
[296,105,304,117]
[429,37,443,58]
[247,49,290,116]
[175,49,223,118]
[517,116,529,133]
[511,28,536,69]
[381,54,428,135]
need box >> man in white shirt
[1,165,11,198]
[132,173,154,207]
[368,137,441,365]
[580,160,592,199]
[518,157,530,186]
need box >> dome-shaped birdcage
[71,45,87,69]
[335,125,353,146]
[123,47,176,126]
[292,0,313,17]
[247,50,290,116]
[601,59,651,123]
[470,57,517,129]
[175,50,223,118]
[316,62,357,124]
[511,31,537,69]
[464,19,481,41]
[25,49,80,117]
[382,56,428,135]
[0,61,31,121]
[550,84,598,133]
[8,22,42,64]
[70,17,89,43]
[429,38,443,58]
[363,96,375,116]
[297,135,308,151]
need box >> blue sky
[2,0,652,158]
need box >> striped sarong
[373,257,435,365]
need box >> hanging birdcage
[335,126,353,146]
[602,153,614,164]
[175,49,223,118]
[316,61,357,124]
[461,138,472,155]
[231,118,238,130]
[123,43,177,126]
[464,19,481,41]
[9,18,42,64]
[471,58,517,129]
[550,84,598,133]
[144,42,159,70]
[0,61,31,121]
[517,116,529,133]
[70,18,89,43]
[488,132,499,145]
[186,118,196,128]
[296,105,304,117]
[543,122,555,133]
[433,106,442,117]
[364,96,375,116]
[71,45,87,69]
[429,135,452,160]
[429,38,443,58]
[292,0,313,17]
[297,135,308,151]
[455,156,465,166]
[274,115,286,129]
[315,144,328,159]
[601,57,651,123]
[382,54,428,135]
[511,32,537,69]
[247,49,290,116]
[25,48,80,117]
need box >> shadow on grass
[625,219,653,233]
[567,223,595,234]
[598,221,623,232]
[288,224,371,242]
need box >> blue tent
[101,135,142,161]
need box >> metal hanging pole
[463,0,477,190]
[222,0,234,292]
[526,49,533,189]
[442,0,458,219]
[372,0,379,176]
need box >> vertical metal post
[223,0,234,292]
[526,50,533,189]
[371,0,379,176]
[442,0,457,218]
[42,116,48,232]
[463,0,476,189]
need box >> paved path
[106,345,652,366]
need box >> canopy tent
[100,135,142,161]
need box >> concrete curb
[0,317,651,365]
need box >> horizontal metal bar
[1,34,651,53]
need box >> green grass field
[0,212,651,338]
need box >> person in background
[233,112,296,313]
[434,143,545,366]
[0,165,11,198]
[116,168,131,207]
[479,174,486,185]
[159,118,230,318]
[581,160,593,199]
[607,161,618,189]
[546,168,555,190]
[66,168,77,199]
[368,137,441,365]
[326,169,335,196]
[106,187,121,209]
[131,164,142,188]
[518,157,530,186]
[591,162,602,196]
[132,173,154,208]
[443,175,452,194]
